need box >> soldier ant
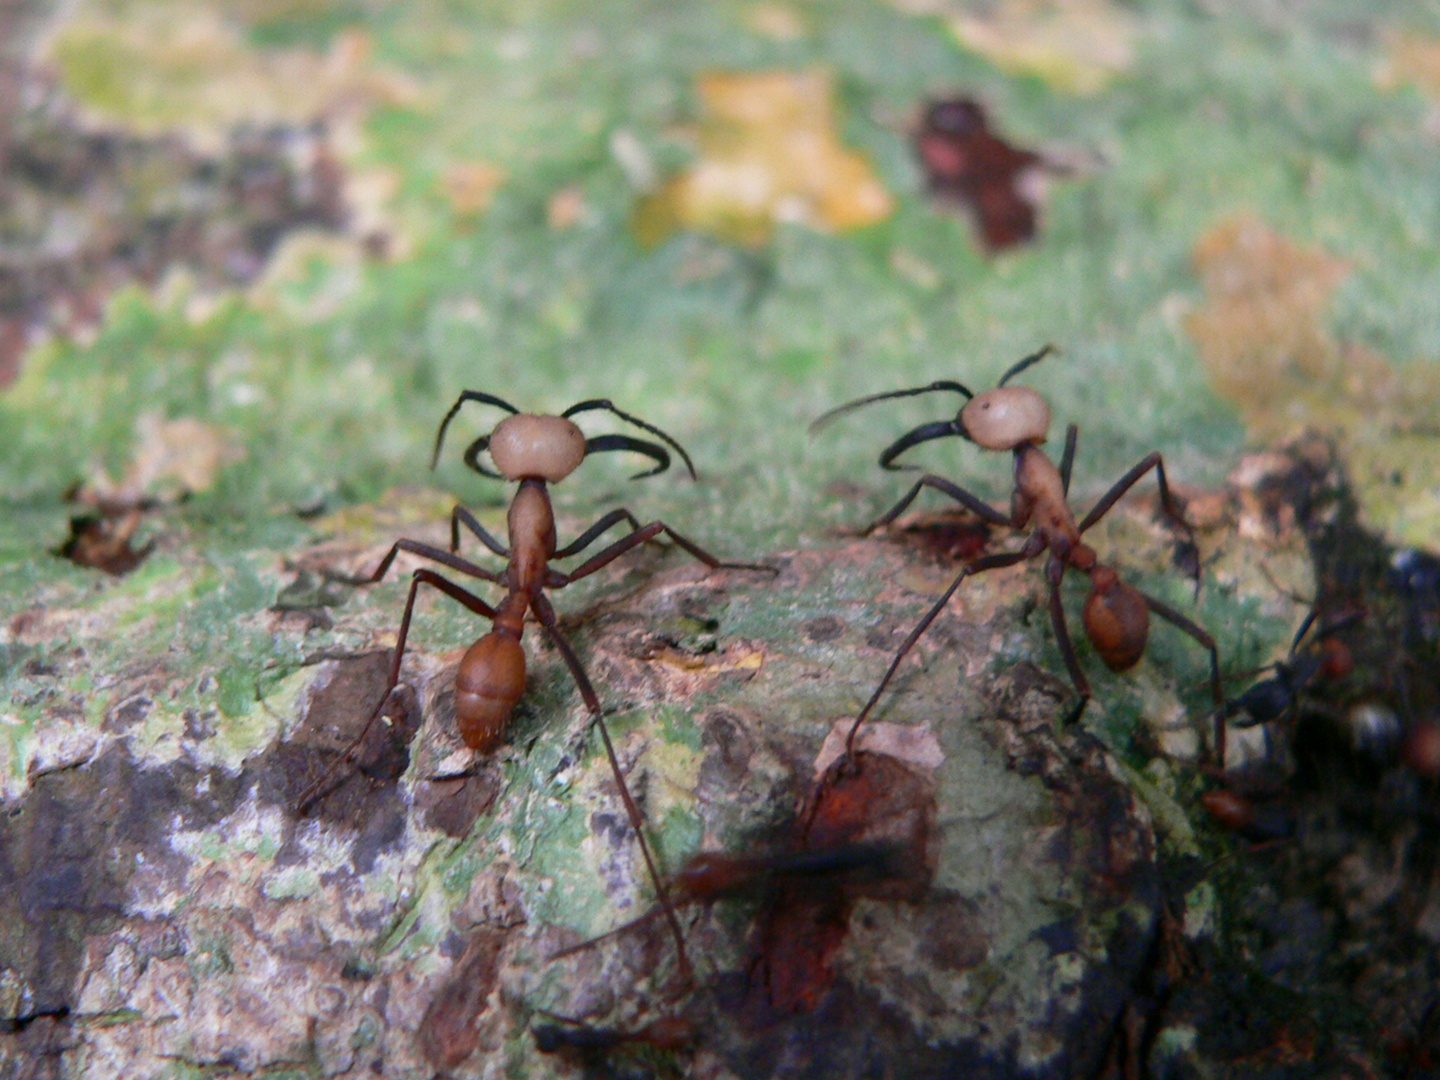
[300,391,771,973]
[812,346,1223,764]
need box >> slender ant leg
[329,537,505,589]
[1058,423,1078,496]
[1046,557,1092,726]
[1077,451,1202,593]
[531,592,692,981]
[548,518,774,586]
[449,506,510,559]
[1143,593,1225,758]
[298,568,500,812]
[553,508,648,560]
[843,543,1040,762]
[1077,452,1189,536]
[864,474,1014,535]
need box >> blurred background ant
[548,748,935,1030]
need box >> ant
[1202,603,1367,838]
[668,841,913,901]
[299,391,771,974]
[550,840,916,960]
[532,1014,694,1055]
[1223,606,1359,742]
[532,1011,695,1080]
[811,346,1223,765]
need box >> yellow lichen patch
[45,14,420,151]
[633,70,893,248]
[639,642,766,701]
[441,162,507,220]
[1345,429,1440,549]
[1187,215,1440,546]
[639,727,704,826]
[948,0,1136,97]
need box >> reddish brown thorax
[1012,445,1082,556]
[1200,789,1256,831]
[672,853,753,903]
[507,480,557,592]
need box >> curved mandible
[809,380,974,435]
[462,436,504,479]
[430,390,522,470]
[562,399,697,480]
[878,420,965,471]
[583,434,671,480]
[995,344,1057,388]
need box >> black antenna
[430,391,521,470]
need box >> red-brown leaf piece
[915,98,1045,252]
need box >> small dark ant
[1222,607,1358,739]
[298,391,772,974]
[1202,603,1368,839]
[669,842,912,901]
[811,346,1223,765]
[532,1015,693,1055]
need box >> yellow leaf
[634,69,893,247]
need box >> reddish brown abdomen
[1082,580,1150,671]
[455,632,526,751]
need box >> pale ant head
[958,386,1050,451]
[809,345,1056,469]
[430,392,697,484]
[488,414,587,482]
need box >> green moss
[3,1,1436,1070]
